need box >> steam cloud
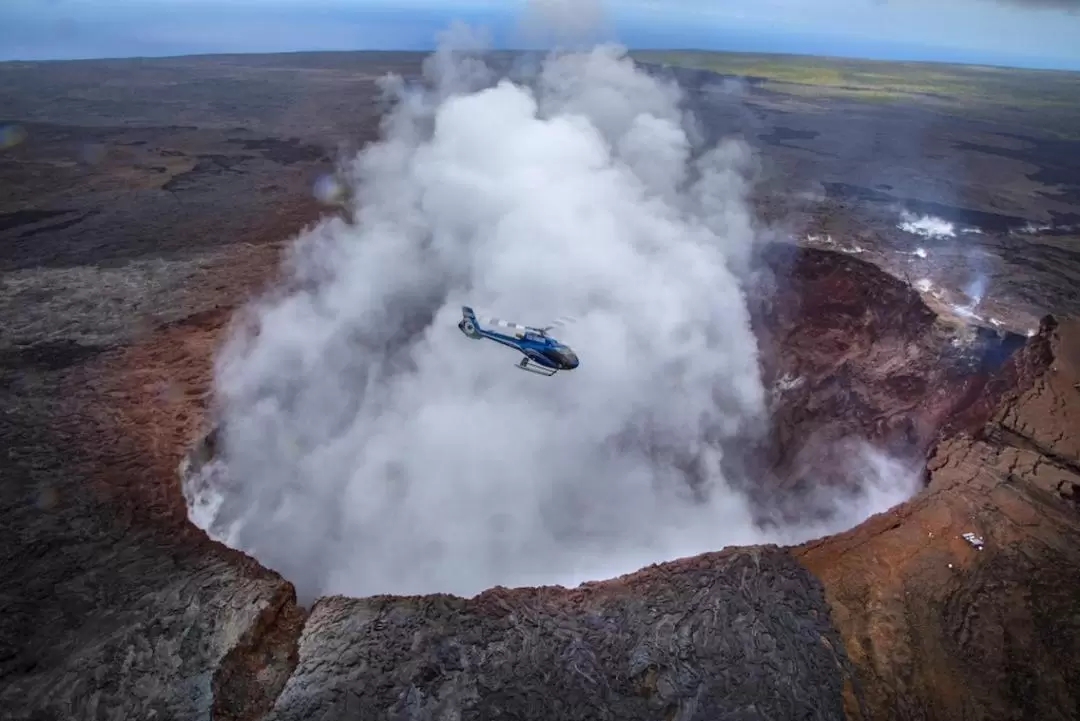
[186,32,918,602]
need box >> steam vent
[4,41,1080,721]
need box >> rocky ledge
[798,312,1080,721]
[2,249,1078,721]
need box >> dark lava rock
[264,548,854,721]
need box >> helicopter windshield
[544,345,578,367]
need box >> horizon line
[3,45,1078,75]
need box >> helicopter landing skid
[516,356,558,377]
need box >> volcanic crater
[49,238,1080,721]
[180,241,1028,550]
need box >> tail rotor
[459,306,481,339]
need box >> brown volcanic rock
[264,548,856,721]
[795,316,1080,721]
[0,366,304,721]
[0,200,305,718]
[745,243,1026,514]
[0,248,305,719]
[83,239,287,525]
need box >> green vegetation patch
[632,50,1080,111]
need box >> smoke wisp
[186,37,914,602]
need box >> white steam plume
[898,210,956,239]
[187,39,910,602]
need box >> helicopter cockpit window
[544,346,577,366]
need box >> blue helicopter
[458,306,579,376]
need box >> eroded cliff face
[0,247,305,720]
[3,245,1078,721]
[266,549,855,721]
[796,315,1080,721]
[744,244,1028,519]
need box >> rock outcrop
[0,348,303,720]
[796,315,1080,720]
[266,549,855,721]
[741,244,1026,520]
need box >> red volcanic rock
[744,244,1027,513]
[795,315,1080,721]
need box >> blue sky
[1,0,1078,70]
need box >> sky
[0,0,1077,71]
